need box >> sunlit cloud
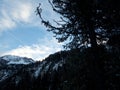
[11,3,32,23]
[0,10,16,32]
[1,37,63,61]
[0,0,39,32]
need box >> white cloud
[0,0,39,32]
[0,17,16,31]
[1,38,63,61]
[0,10,16,32]
[11,3,32,23]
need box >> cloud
[0,0,39,32]
[11,2,32,23]
[1,37,63,61]
[2,45,50,61]
[0,10,16,32]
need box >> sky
[0,0,63,61]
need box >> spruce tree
[37,0,120,49]
[37,0,120,89]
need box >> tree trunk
[86,18,105,90]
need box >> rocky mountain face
[0,55,34,84]
[0,51,69,90]
[0,55,34,65]
[0,47,120,90]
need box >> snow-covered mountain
[0,55,35,83]
[0,55,34,65]
[0,51,68,90]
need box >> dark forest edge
[0,44,120,90]
[36,0,120,89]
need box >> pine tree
[37,0,120,89]
[37,0,120,49]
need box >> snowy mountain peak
[0,55,34,65]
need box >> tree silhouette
[37,0,120,49]
[37,0,120,89]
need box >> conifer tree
[37,0,120,49]
[37,0,120,89]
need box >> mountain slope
[0,47,120,90]
[0,51,69,90]
[0,55,34,83]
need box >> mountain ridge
[0,55,34,65]
[0,48,120,90]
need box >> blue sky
[0,0,63,60]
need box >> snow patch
[7,59,31,65]
[1,55,34,65]
[2,55,21,61]
[0,71,9,82]
[53,60,63,71]
[34,66,42,78]
[15,76,21,85]
[44,62,52,72]
[53,63,59,71]
[34,61,47,78]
